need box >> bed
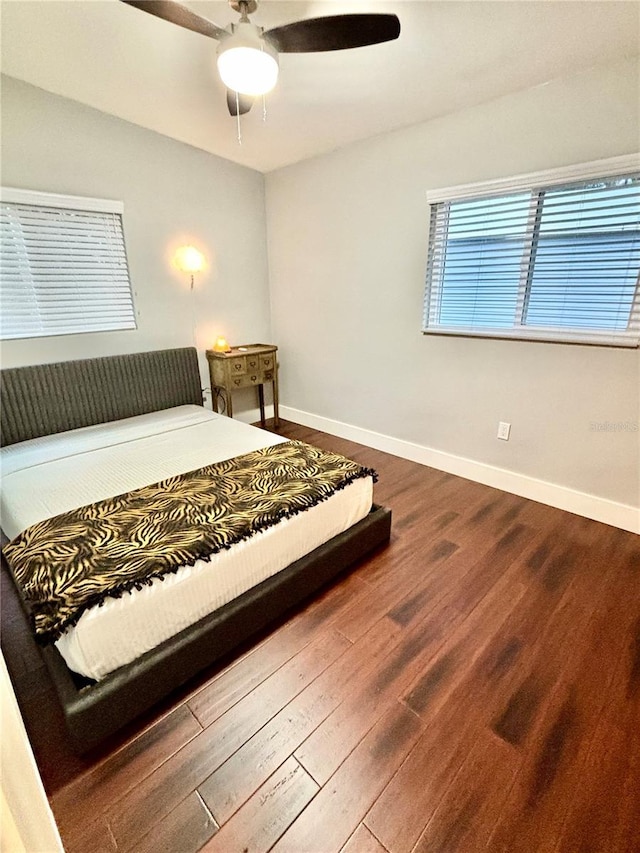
[0,347,391,751]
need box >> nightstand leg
[273,374,280,428]
[258,384,266,427]
[225,389,233,419]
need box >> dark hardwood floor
[3,419,639,853]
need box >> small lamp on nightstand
[212,336,231,353]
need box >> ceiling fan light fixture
[123,1,401,116]
[217,23,279,96]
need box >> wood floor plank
[399,532,534,724]
[331,535,469,644]
[364,599,537,853]
[127,791,218,853]
[57,816,117,853]
[186,569,368,729]
[437,523,539,617]
[198,614,404,825]
[340,824,388,853]
[107,629,350,849]
[51,704,202,841]
[485,533,640,853]
[294,605,462,786]
[404,524,621,853]
[551,688,640,853]
[199,757,319,853]
[348,494,535,641]
[364,699,485,853]
[363,521,595,853]
[271,703,425,853]
[410,730,518,853]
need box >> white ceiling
[1,0,638,172]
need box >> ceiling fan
[121,0,401,116]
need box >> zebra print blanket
[4,440,377,644]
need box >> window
[423,155,640,347]
[1,187,136,340]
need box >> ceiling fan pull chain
[262,95,267,122]
[236,91,242,145]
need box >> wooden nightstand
[206,343,279,428]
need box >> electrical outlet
[497,421,511,441]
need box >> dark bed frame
[1,347,391,751]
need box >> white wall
[1,653,63,853]
[0,75,271,415]
[266,57,640,523]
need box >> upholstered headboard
[1,347,203,446]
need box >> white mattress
[0,406,372,680]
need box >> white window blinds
[1,188,136,340]
[423,156,640,347]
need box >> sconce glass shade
[175,245,205,274]
[217,23,279,96]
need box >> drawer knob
[233,378,241,386]
[251,375,257,382]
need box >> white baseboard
[280,405,640,535]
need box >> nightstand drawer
[245,354,261,372]
[230,357,247,375]
[260,354,275,371]
[230,372,262,389]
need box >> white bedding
[0,406,372,680]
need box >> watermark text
[589,421,638,432]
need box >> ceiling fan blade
[226,90,254,116]
[120,1,228,41]
[264,14,400,53]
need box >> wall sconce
[175,245,206,290]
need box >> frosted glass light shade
[217,24,279,96]
[175,245,205,273]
